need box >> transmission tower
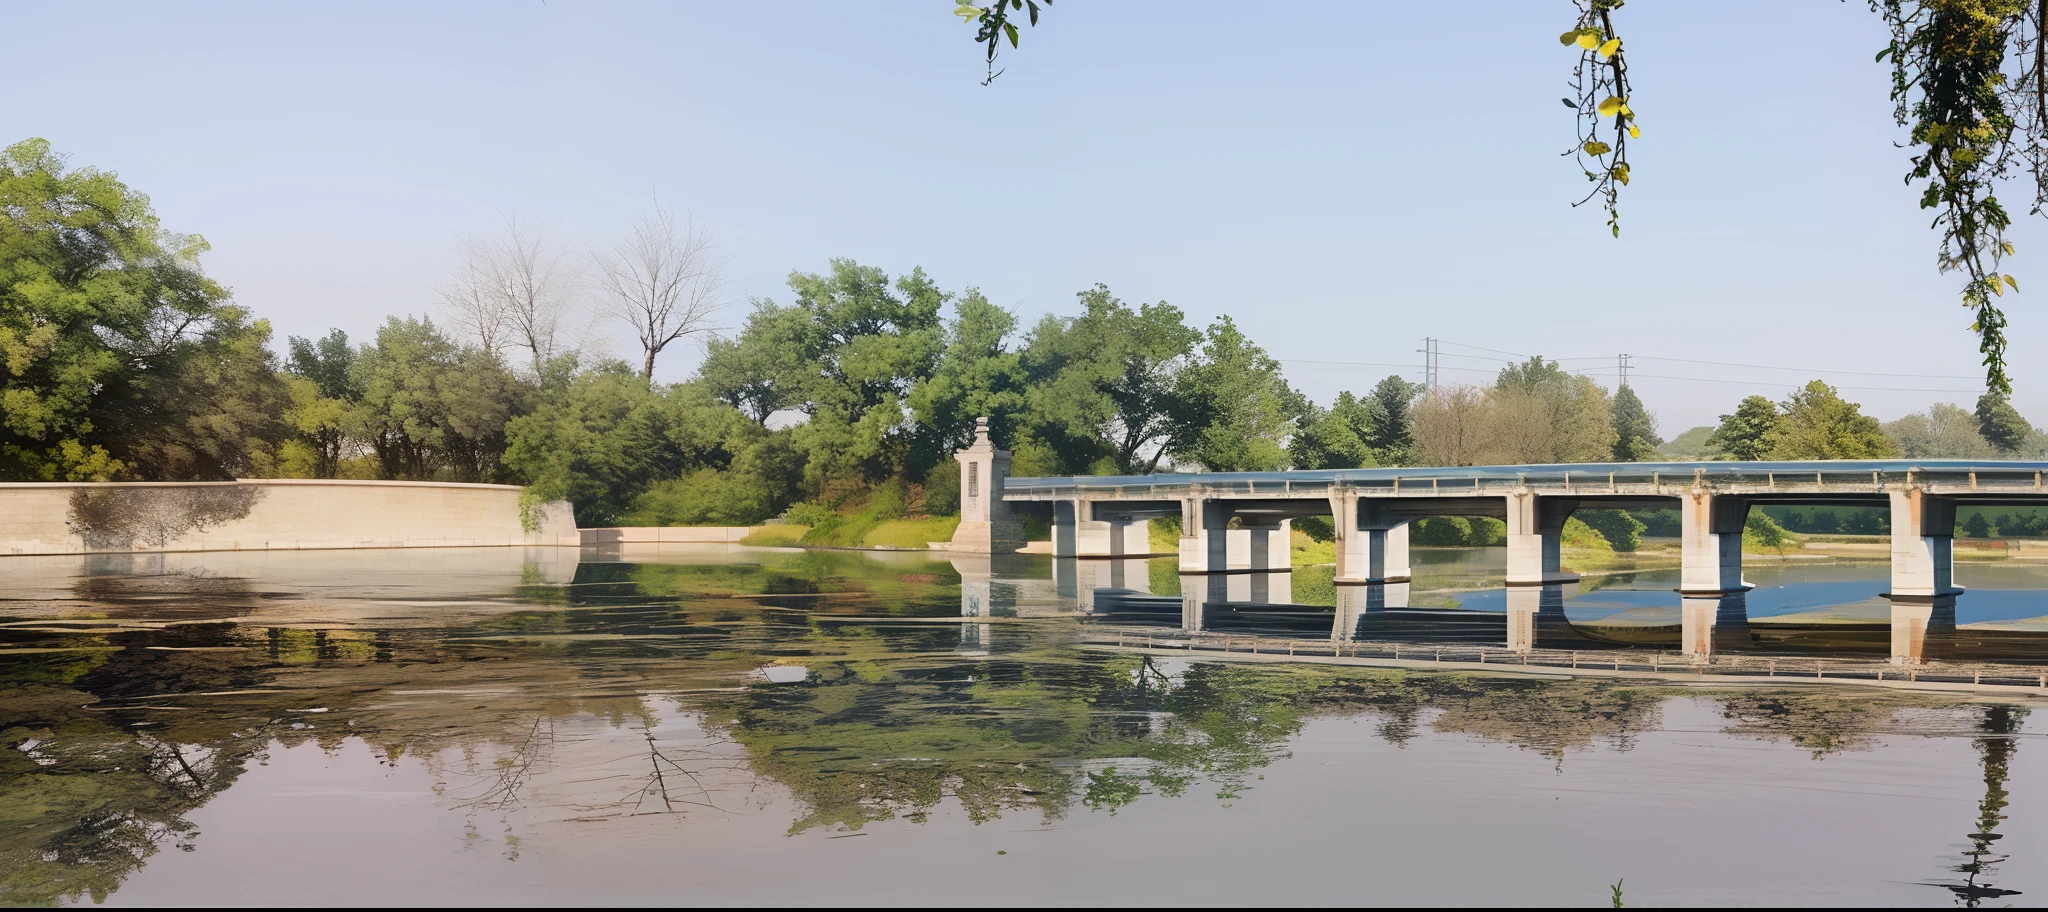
[1617,353,1632,389]
[1419,338,1439,392]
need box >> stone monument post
[948,417,1024,553]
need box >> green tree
[1167,316,1307,472]
[1707,395,1783,461]
[505,364,768,526]
[1769,381,1900,460]
[1365,375,1425,464]
[1484,357,1616,464]
[1289,391,1384,469]
[281,330,360,478]
[1886,401,1995,458]
[1609,384,1661,461]
[1976,392,2033,454]
[1016,284,1200,474]
[349,316,523,481]
[0,138,285,481]
[907,291,1028,459]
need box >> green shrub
[782,501,835,527]
[1412,516,1473,546]
[1743,510,1792,553]
[1633,508,1680,537]
[620,468,781,526]
[1294,515,1335,542]
[922,462,961,515]
[1467,516,1507,546]
[1576,510,1645,552]
[1561,516,1612,552]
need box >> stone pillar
[948,417,1024,554]
[1679,491,1750,595]
[1328,490,1366,580]
[1179,495,1231,573]
[1889,488,1961,598]
[1680,592,1751,658]
[1504,492,1580,585]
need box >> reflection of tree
[1932,705,2027,907]
[1717,692,1941,757]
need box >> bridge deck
[1001,460,2048,503]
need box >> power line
[1437,337,1982,381]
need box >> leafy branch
[1877,0,2047,395]
[1560,0,1637,237]
[956,1,1050,85]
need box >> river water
[3,544,2045,906]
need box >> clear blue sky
[12,1,2042,433]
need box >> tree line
[6,138,2043,530]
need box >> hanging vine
[1559,0,1637,238]
[1876,0,2047,395]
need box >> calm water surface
[3,545,2046,906]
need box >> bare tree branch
[592,202,728,381]
[446,217,579,373]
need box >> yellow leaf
[1619,103,1632,116]
[954,3,982,23]
[2005,275,2020,291]
[1991,278,2005,296]
[1576,32,1600,49]
[1628,123,1641,139]
[1583,140,1611,156]
[1597,38,1621,57]
[2003,241,2017,256]
[1611,163,1630,185]
[1560,30,1580,45]
[1596,96,1623,117]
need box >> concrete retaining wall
[0,480,578,556]
[579,526,760,545]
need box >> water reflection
[0,545,2042,905]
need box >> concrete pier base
[1050,499,1153,558]
[1889,489,1961,599]
[1504,493,1580,585]
[1679,491,1750,595]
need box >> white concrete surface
[0,480,576,555]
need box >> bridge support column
[1179,496,1231,573]
[1680,492,1750,595]
[1243,519,1292,572]
[1052,500,1151,558]
[1330,494,1408,583]
[1889,489,1961,599]
[1504,493,1580,585]
[1505,583,1572,651]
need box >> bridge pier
[1050,499,1151,559]
[1330,492,1410,583]
[1888,489,1961,599]
[1177,496,1292,573]
[1504,493,1580,585]
[1680,491,1750,595]
[1890,596,1958,664]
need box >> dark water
[2,545,2045,906]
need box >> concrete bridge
[945,418,2048,603]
